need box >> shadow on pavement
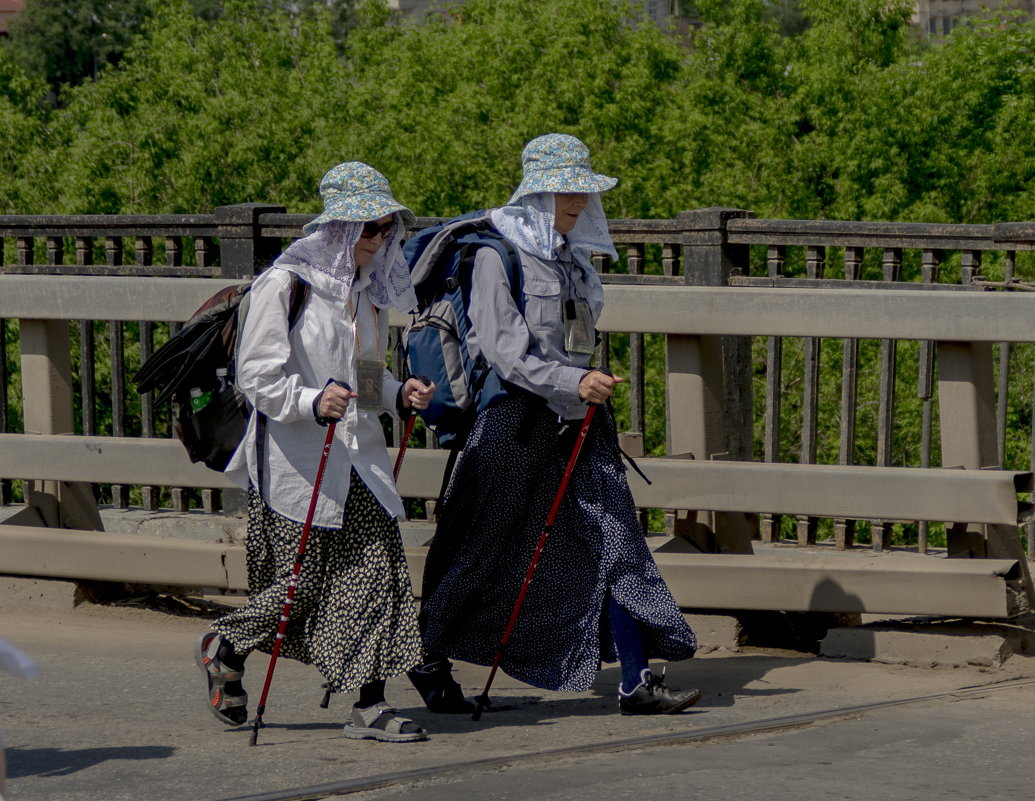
[7,744,176,778]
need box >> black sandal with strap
[195,631,248,726]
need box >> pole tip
[472,695,488,722]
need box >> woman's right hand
[578,370,624,405]
[318,382,359,420]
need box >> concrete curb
[0,576,79,611]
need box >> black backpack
[402,212,524,448]
[134,274,309,471]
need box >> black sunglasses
[360,219,395,239]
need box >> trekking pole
[250,382,346,746]
[472,402,599,721]
[393,375,431,482]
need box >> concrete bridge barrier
[2,207,1034,618]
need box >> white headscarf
[490,192,619,264]
[275,215,417,313]
[490,192,613,318]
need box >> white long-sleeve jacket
[224,261,404,526]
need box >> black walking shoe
[618,669,701,715]
[407,659,476,714]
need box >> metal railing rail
[2,206,1034,574]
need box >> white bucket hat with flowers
[278,162,417,313]
[507,133,618,204]
[303,162,416,235]
[492,134,619,267]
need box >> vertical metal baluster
[0,235,4,503]
[835,247,863,550]
[0,236,7,501]
[136,237,161,511]
[0,238,4,502]
[660,243,679,538]
[761,245,785,544]
[873,248,902,551]
[917,250,940,554]
[1030,364,1035,560]
[996,252,1015,468]
[202,489,217,514]
[593,253,611,373]
[593,249,613,524]
[961,250,981,286]
[166,236,182,269]
[139,318,159,511]
[626,244,646,435]
[106,237,129,508]
[627,244,648,533]
[169,311,187,513]
[0,313,8,504]
[662,243,678,278]
[16,237,33,267]
[46,236,62,267]
[797,245,824,546]
[77,239,96,439]
[166,236,185,512]
[196,236,214,271]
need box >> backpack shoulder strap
[286,273,310,330]
[457,228,525,312]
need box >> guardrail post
[938,340,1034,603]
[19,320,103,530]
[215,203,287,514]
[669,208,755,553]
[214,203,288,279]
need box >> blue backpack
[403,212,524,448]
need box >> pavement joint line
[210,676,1035,801]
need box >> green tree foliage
[22,0,348,214]
[6,0,1035,224]
[2,0,358,96]
[333,0,690,217]
[0,47,51,214]
[5,0,1035,530]
[5,0,156,92]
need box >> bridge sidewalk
[2,581,1034,801]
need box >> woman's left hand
[401,377,436,410]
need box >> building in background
[914,0,1035,37]
[0,0,23,37]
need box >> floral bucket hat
[302,162,415,235]
[507,133,618,204]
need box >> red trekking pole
[250,394,342,746]
[472,402,598,721]
[394,414,417,481]
[392,375,431,482]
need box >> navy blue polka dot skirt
[419,393,697,692]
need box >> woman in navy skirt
[409,134,700,716]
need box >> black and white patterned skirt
[213,469,423,693]
[419,393,697,692]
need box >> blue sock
[609,597,648,693]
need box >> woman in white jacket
[195,162,434,743]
